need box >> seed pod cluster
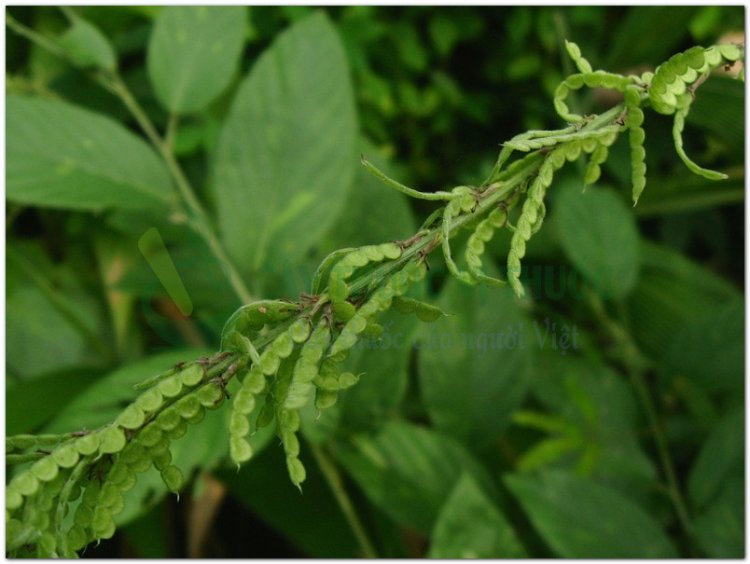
[6,358,230,557]
[441,186,480,285]
[228,319,311,468]
[328,243,403,306]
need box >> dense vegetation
[6,6,744,558]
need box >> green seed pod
[174,394,202,419]
[230,436,253,466]
[6,488,23,510]
[197,382,225,408]
[338,372,360,389]
[91,506,115,539]
[315,389,338,410]
[332,300,357,322]
[152,448,172,472]
[156,407,182,432]
[74,433,100,456]
[221,300,298,353]
[66,525,87,551]
[328,244,404,305]
[284,320,331,410]
[288,318,312,343]
[672,107,728,180]
[165,420,188,440]
[99,427,127,455]
[116,404,146,430]
[157,375,183,398]
[136,423,163,448]
[119,440,147,464]
[584,143,609,186]
[179,364,204,387]
[160,466,183,493]
[564,40,593,73]
[286,456,306,489]
[135,388,164,413]
[51,444,80,469]
[258,349,281,376]
[30,456,59,482]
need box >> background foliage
[6,5,744,557]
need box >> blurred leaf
[627,241,739,356]
[58,16,117,71]
[7,95,174,210]
[6,367,99,434]
[529,354,656,494]
[605,7,699,68]
[505,469,678,557]
[694,476,744,558]
[555,184,640,298]
[212,12,357,277]
[147,6,247,114]
[660,298,743,393]
[429,473,526,558]
[219,445,360,557]
[688,76,744,149]
[418,279,532,446]
[334,421,497,534]
[687,407,744,508]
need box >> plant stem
[310,444,378,558]
[586,292,695,543]
[106,74,255,305]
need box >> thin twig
[310,444,378,558]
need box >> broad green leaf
[418,279,532,446]
[627,241,739,356]
[58,17,117,71]
[505,470,678,557]
[7,95,174,211]
[605,7,699,68]
[687,407,744,508]
[660,298,743,393]
[219,445,360,557]
[529,354,655,493]
[6,367,99,435]
[429,473,525,558]
[687,76,744,150]
[555,184,640,298]
[334,421,496,534]
[211,12,357,276]
[694,476,744,558]
[147,6,247,113]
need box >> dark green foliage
[5,6,744,559]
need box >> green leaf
[694,476,744,558]
[219,445,360,557]
[660,298,743,393]
[58,17,117,71]
[555,184,640,298]
[6,367,99,435]
[334,421,496,534]
[505,470,678,557]
[688,76,744,150]
[687,407,744,508]
[7,95,174,211]
[627,241,739,356]
[211,12,357,276]
[429,473,525,558]
[418,280,532,446]
[147,6,247,113]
